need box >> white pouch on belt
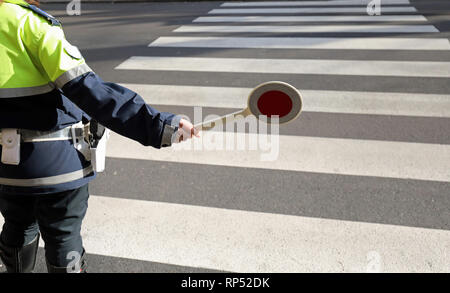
[1,129,21,165]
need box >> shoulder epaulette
[25,4,61,26]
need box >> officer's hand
[174,118,200,143]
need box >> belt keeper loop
[85,123,91,145]
[71,125,77,146]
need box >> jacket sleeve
[61,72,181,148]
[24,14,180,148]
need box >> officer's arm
[61,72,181,148]
[27,19,180,148]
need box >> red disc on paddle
[247,81,302,124]
[257,90,293,118]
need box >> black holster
[0,234,40,273]
[89,120,106,148]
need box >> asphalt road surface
[0,0,449,273]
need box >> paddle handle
[194,108,251,131]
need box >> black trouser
[0,184,89,268]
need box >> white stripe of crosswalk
[3,193,445,272]
[221,0,411,7]
[149,36,450,50]
[174,24,439,33]
[115,56,450,78]
[74,195,450,272]
[107,132,450,182]
[2,194,449,273]
[193,15,428,22]
[208,7,417,14]
[120,83,450,118]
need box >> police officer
[0,0,198,273]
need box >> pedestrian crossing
[108,0,450,273]
[1,0,450,273]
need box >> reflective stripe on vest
[0,83,55,98]
[0,166,93,187]
[55,64,93,89]
[0,64,92,98]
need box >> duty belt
[0,123,98,187]
[0,123,91,165]
[0,126,86,143]
[0,121,108,174]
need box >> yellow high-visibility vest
[0,0,90,98]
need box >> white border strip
[221,0,411,7]
[193,15,428,22]
[208,7,417,14]
[107,132,450,182]
[149,37,450,50]
[0,84,54,98]
[115,56,450,78]
[0,166,93,187]
[2,194,449,272]
[120,84,450,118]
[174,24,439,33]
[78,195,450,273]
